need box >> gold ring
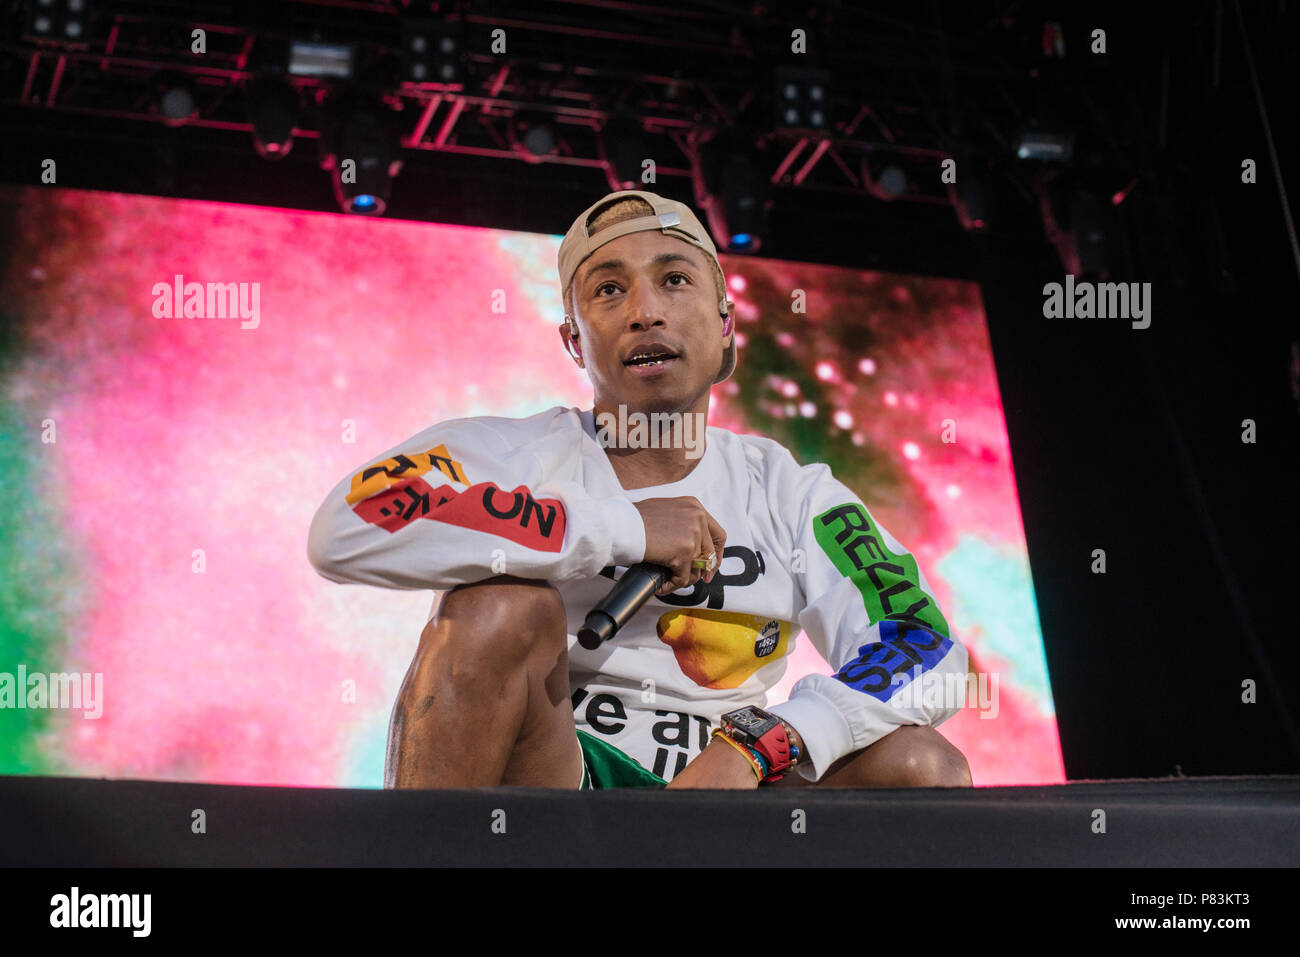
[692,553,717,572]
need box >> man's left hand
[665,737,760,789]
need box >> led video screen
[0,184,1062,786]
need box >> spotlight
[522,124,555,158]
[946,144,995,232]
[510,112,557,164]
[954,179,989,231]
[600,112,650,191]
[154,73,197,127]
[24,0,94,44]
[1039,178,1118,280]
[694,134,768,253]
[878,165,908,198]
[720,161,766,251]
[1016,128,1076,162]
[863,160,909,201]
[402,20,464,86]
[160,87,194,123]
[248,78,299,159]
[773,66,831,131]
[320,101,402,216]
[288,40,354,80]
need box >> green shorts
[577,728,668,790]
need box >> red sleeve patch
[350,477,567,552]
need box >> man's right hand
[632,496,727,596]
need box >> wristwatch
[720,705,799,783]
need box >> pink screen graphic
[0,185,1063,787]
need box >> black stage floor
[2,773,1296,866]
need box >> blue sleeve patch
[833,618,954,702]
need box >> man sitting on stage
[307,189,972,790]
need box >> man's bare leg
[385,575,583,789]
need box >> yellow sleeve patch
[345,444,469,505]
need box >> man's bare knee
[435,575,568,660]
[393,577,564,716]
[896,731,972,788]
[813,726,973,789]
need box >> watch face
[726,707,777,740]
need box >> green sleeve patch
[812,502,951,637]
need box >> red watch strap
[751,722,792,779]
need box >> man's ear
[559,320,583,364]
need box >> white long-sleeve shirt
[307,405,968,782]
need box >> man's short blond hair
[564,196,728,320]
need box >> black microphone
[577,562,669,650]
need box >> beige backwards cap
[557,189,736,384]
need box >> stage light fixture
[1039,179,1118,280]
[948,149,993,233]
[510,112,557,164]
[877,165,908,198]
[694,135,769,253]
[248,78,299,159]
[321,102,402,216]
[773,66,831,131]
[861,157,910,202]
[24,0,94,43]
[154,73,197,127]
[248,78,299,158]
[288,40,354,80]
[600,112,650,191]
[402,20,464,86]
[1016,129,1076,162]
